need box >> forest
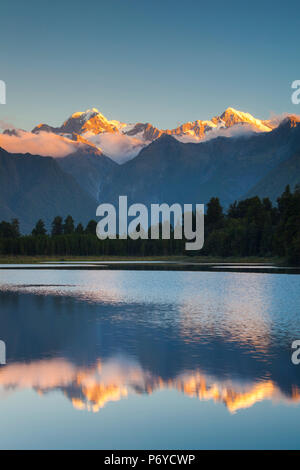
[0,185,299,265]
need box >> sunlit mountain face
[31,106,275,141]
[0,270,300,420]
[0,107,282,163]
[31,106,276,161]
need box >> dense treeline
[0,215,185,257]
[0,186,299,264]
[203,185,300,264]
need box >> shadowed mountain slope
[0,148,98,232]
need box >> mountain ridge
[99,117,300,208]
[0,147,98,232]
[1,114,300,233]
[31,106,275,144]
[2,107,297,164]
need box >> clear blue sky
[0,0,299,130]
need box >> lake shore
[0,255,299,274]
[0,255,282,264]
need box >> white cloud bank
[83,131,146,163]
[0,130,78,157]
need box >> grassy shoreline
[0,255,283,265]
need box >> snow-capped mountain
[29,107,276,162]
[100,116,300,210]
[1,114,299,231]
[124,107,274,143]
[33,108,122,136]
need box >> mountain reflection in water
[0,269,300,424]
[1,356,300,414]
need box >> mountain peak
[220,107,272,132]
[277,115,300,130]
[221,107,254,120]
[223,106,240,114]
[86,107,99,114]
[70,108,102,121]
[59,108,119,136]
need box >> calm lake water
[0,267,300,449]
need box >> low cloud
[202,123,261,141]
[175,123,263,144]
[0,130,77,157]
[265,112,300,128]
[84,131,145,163]
[0,127,145,162]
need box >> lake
[0,267,300,449]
